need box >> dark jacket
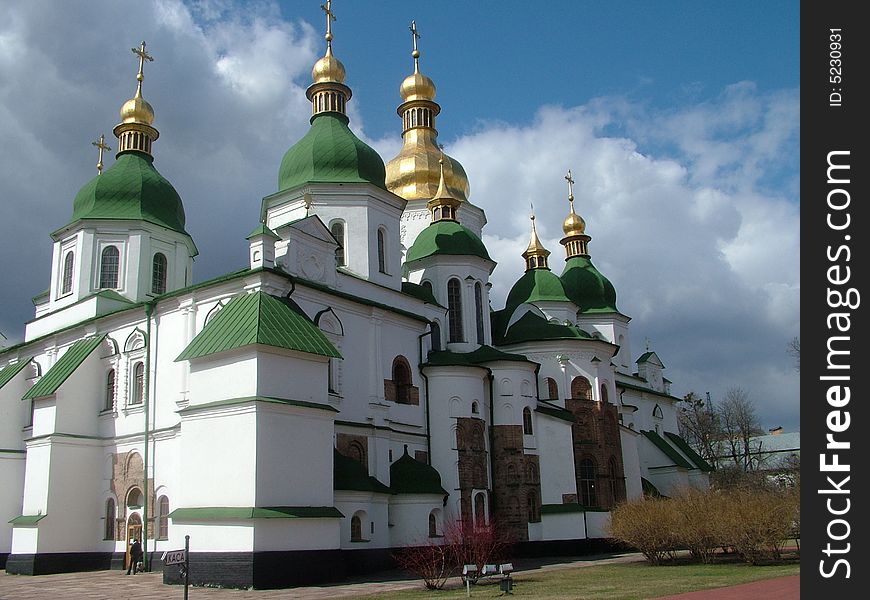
[130,540,143,559]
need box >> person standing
[127,538,143,575]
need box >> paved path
[0,556,798,600]
[652,575,799,599]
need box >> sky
[0,1,800,432]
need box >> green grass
[361,559,800,600]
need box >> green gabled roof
[401,281,440,306]
[334,450,392,494]
[636,351,665,367]
[535,401,575,423]
[168,506,343,520]
[617,380,681,402]
[390,449,448,495]
[405,220,491,263]
[424,345,530,368]
[560,255,618,313]
[641,477,665,498]
[505,269,571,311]
[246,223,280,240]
[70,151,188,234]
[641,430,695,470]
[664,431,714,472]
[498,311,594,346]
[0,360,31,391]
[176,291,341,361]
[278,113,386,192]
[540,503,586,515]
[9,514,47,525]
[23,335,105,400]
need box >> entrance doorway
[126,513,143,570]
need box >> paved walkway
[0,556,798,599]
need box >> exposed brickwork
[110,451,156,540]
[565,398,625,509]
[414,450,429,464]
[489,425,541,542]
[336,433,368,466]
[455,417,488,527]
[383,380,420,405]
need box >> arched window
[105,369,116,411]
[392,356,413,404]
[330,221,346,266]
[428,511,438,537]
[377,228,387,273]
[61,252,74,295]
[474,282,485,344]
[131,362,144,405]
[474,492,487,527]
[430,321,441,352]
[600,384,609,404]
[545,377,558,400]
[571,376,593,400]
[347,441,365,465]
[447,278,463,342]
[471,401,479,415]
[127,487,143,508]
[104,498,116,540]
[653,404,664,419]
[522,407,533,435]
[609,456,624,504]
[157,495,169,540]
[579,458,597,507]
[351,513,363,541]
[99,246,120,289]
[527,491,540,523]
[151,253,167,295]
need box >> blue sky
[0,1,800,431]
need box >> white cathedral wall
[335,492,390,549]
[0,454,25,555]
[173,522,254,553]
[540,512,586,541]
[620,427,643,501]
[388,495,444,547]
[255,348,329,404]
[188,351,259,405]
[585,511,611,539]
[536,415,578,505]
[253,518,340,551]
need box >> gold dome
[311,47,347,84]
[119,94,155,125]
[400,71,436,102]
[563,208,586,236]
[385,131,470,202]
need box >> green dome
[560,256,618,313]
[278,113,386,192]
[71,151,186,233]
[390,448,447,495]
[406,220,491,263]
[505,269,571,311]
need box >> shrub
[609,497,681,564]
[671,487,719,563]
[716,489,797,564]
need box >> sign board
[163,549,186,565]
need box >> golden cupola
[113,41,159,156]
[306,0,351,117]
[523,212,551,271]
[560,169,591,258]
[385,21,470,202]
[427,156,461,223]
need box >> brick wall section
[489,425,542,542]
[336,433,368,466]
[455,417,488,527]
[565,398,625,509]
[110,452,156,540]
[384,380,420,405]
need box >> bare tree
[678,392,721,468]
[787,337,800,371]
[718,387,764,471]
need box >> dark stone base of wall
[513,537,625,558]
[0,552,7,570]
[162,547,395,589]
[5,552,117,575]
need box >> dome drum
[113,122,159,156]
[306,81,352,117]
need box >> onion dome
[390,445,448,495]
[278,1,386,192]
[405,220,490,264]
[522,213,551,271]
[426,156,461,222]
[560,256,618,312]
[385,20,470,202]
[505,269,571,311]
[559,170,591,258]
[68,41,186,234]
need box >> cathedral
[0,5,710,589]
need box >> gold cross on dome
[410,20,421,70]
[132,41,153,85]
[321,1,336,45]
[565,169,575,201]
[92,134,112,175]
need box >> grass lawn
[360,558,800,600]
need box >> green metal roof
[23,335,105,400]
[560,256,618,313]
[278,113,386,192]
[8,514,47,525]
[246,223,281,240]
[405,220,491,263]
[70,151,188,234]
[641,430,695,470]
[401,281,440,306]
[636,351,665,367]
[664,431,714,472]
[505,269,571,310]
[497,311,594,346]
[177,396,338,416]
[540,503,585,515]
[334,450,392,494]
[176,291,341,361]
[424,345,530,368]
[390,449,448,495]
[0,360,31,391]
[168,506,344,520]
[535,401,575,423]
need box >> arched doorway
[126,512,143,571]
